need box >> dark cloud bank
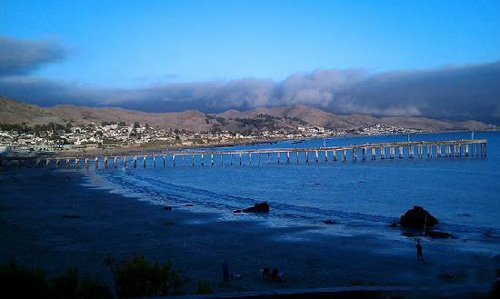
[1,36,499,124]
[0,36,65,75]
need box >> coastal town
[0,121,424,156]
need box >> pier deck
[1,139,488,168]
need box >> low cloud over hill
[1,36,499,124]
[0,97,494,133]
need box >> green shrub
[195,280,213,294]
[0,260,114,299]
[51,267,79,298]
[0,259,51,298]
[110,255,184,298]
[76,276,113,299]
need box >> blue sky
[2,0,500,87]
[1,0,500,123]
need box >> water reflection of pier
[3,139,488,168]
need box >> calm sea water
[91,131,500,253]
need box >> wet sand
[0,168,498,297]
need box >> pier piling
[14,139,486,170]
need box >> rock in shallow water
[234,202,270,213]
[323,220,338,225]
[62,214,80,219]
[400,206,438,229]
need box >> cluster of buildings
[1,123,176,155]
[0,122,423,155]
[348,124,425,135]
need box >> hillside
[49,105,214,132]
[216,105,494,132]
[0,97,495,132]
[0,97,64,125]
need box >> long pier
[1,139,488,168]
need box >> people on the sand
[222,260,229,282]
[416,239,424,261]
[271,267,278,280]
[277,271,285,282]
[231,273,241,280]
[270,267,285,282]
[261,266,270,277]
[261,266,285,282]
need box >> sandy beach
[1,168,498,298]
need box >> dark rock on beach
[439,272,455,282]
[244,202,270,213]
[234,202,270,213]
[323,220,338,225]
[400,206,438,229]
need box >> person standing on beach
[222,260,229,282]
[416,239,424,261]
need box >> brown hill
[0,97,494,132]
[0,97,64,125]
[49,105,213,132]
[215,105,494,131]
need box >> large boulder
[400,206,438,229]
[234,202,270,213]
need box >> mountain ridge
[0,97,495,132]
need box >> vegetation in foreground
[0,255,213,298]
[1,256,498,298]
[0,260,112,299]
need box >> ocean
[89,131,500,254]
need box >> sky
[1,0,500,123]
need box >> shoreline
[1,168,499,297]
[3,129,495,160]
[59,129,496,156]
